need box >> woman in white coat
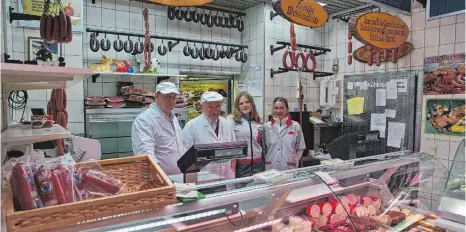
[263,97,306,171]
[183,91,236,180]
[227,92,264,178]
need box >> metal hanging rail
[86,28,248,49]
[270,68,333,80]
[331,5,380,22]
[270,41,331,56]
[8,6,40,23]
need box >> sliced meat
[85,96,105,101]
[85,100,106,106]
[367,205,377,216]
[360,196,372,207]
[106,102,126,108]
[106,96,125,102]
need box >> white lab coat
[227,115,263,161]
[263,118,306,171]
[183,114,236,179]
[132,104,185,175]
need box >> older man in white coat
[132,82,184,175]
[183,91,236,180]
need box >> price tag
[314,171,339,186]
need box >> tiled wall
[3,0,85,134]
[322,1,465,211]
[262,3,325,119]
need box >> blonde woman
[227,92,264,178]
[263,97,305,171]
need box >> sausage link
[59,11,67,39]
[46,16,54,41]
[348,54,352,65]
[347,41,352,53]
[392,48,398,63]
[51,170,67,204]
[383,49,389,61]
[348,30,352,40]
[52,15,60,42]
[66,16,72,42]
[83,170,122,194]
[40,13,47,39]
[375,52,381,66]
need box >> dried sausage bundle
[40,0,73,43]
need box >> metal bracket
[9,6,40,23]
[91,74,100,83]
[331,5,380,23]
[271,68,334,80]
[231,48,241,55]
[168,40,179,52]
[270,41,331,56]
[270,11,279,20]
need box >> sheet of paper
[387,122,406,148]
[347,97,365,115]
[354,82,360,87]
[360,81,368,90]
[371,113,387,138]
[347,82,354,90]
[386,81,398,100]
[393,79,408,93]
[376,88,387,106]
[385,109,396,118]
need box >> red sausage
[295,52,306,70]
[34,166,58,206]
[348,54,352,65]
[52,170,68,204]
[318,202,333,216]
[375,52,381,66]
[307,204,321,218]
[383,49,389,61]
[283,50,296,69]
[347,41,352,54]
[346,194,358,206]
[392,48,398,63]
[304,53,317,71]
[82,170,122,194]
[12,162,43,210]
[348,30,352,40]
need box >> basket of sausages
[3,155,176,232]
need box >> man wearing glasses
[132,82,185,175]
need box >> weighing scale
[177,141,248,183]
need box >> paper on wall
[387,122,406,148]
[385,109,396,118]
[386,81,398,100]
[347,82,354,90]
[360,81,368,90]
[376,88,387,106]
[354,82,360,87]
[371,113,387,138]
[347,97,364,115]
[393,79,408,93]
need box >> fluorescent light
[317,1,327,6]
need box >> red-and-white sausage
[306,204,321,218]
[318,202,333,216]
[360,196,372,207]
[346,194,358,206]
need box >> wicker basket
[5,156,176,232]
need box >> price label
[314,171,339,186]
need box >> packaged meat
[106,96,125,102]
[11,161,44,210]
[126,95,144,102]
[54,164,74,204]
[288,215,304,227]
[347,194,358,206]
[85,100,106,106]
[34,166,58,206]
[85,96,105,101]
[107,102,126,108]
[82,169,123,195]
[307,204,321,218]
[371,215,392,225]
[319,202,333,216]
[384,210,406,225]
[73,170,86,201]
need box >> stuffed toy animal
[88,55,114,72]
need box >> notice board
[341,71,419,158]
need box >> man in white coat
[132,82,184,175]
[183,91,236,180]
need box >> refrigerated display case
[54,151,463,232]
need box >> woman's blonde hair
[232,91,262,124]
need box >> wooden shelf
[1,63,93,90]
[1,124,71,146]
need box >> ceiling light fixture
[317,1,327,6]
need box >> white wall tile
[439,44,455,56]
[449,141,461,161]
[410,48,424,67]
[425,46,439,57]
[425,27,440,47]
[439,24,456,45]
[435,140,450,160]
[455,42,465,53]
[440,15,457,26]
[411,30,425,49]
[425,19,439,29]
[455,22,465,43]
[412,11,426,31]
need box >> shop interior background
[2,0,465,212]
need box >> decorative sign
[425,98,465,137]
[353,42,413,63]
[349,12,409,49]
[423,53,465,95]
[273,0,328,28]
[147,0,212,6]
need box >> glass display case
[57,151,462,232]
[438,139,465,224]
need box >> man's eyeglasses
[161,94,177,100]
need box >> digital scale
[177,141,248,183]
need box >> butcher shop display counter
[52,151,463,232]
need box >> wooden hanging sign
[353,42,413,63]
[273,0,328,28]
[349,12,409,49]
[147,0,212,6]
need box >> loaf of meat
[11,162,44,210]
[384,210,405,225]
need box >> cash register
[177,141,248,183]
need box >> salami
[319,202,333,216]
[371,197,381,209]
[82,170,122,194]
[306,204,321,218]
[329,200,345,215]
[52,15,60,42]
[328,214,339,224]
[355,206,370,217]
[51,169,67,204]
[56,165,74,203]
[40,13,47,39]
[59,10,67,39]
[347,194,358,206]
[46,16,53,41]
[34,166,58,206]
[360,196,372,207]
[11,162,43,210]
[66,15,72,42]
